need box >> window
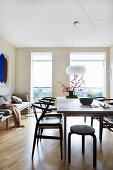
[31,52,52,102]
[70,52,106,97]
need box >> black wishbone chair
[39,97,56,111]
[102,99,113,132]
[91,97,106,127]
[91,97,113,142]
[39,97,62,118]
[32,101,63,160]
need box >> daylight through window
[31,52,52,102]
[70,52,106,97]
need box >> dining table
[57,97,113,162]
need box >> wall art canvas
[0,53,9,86]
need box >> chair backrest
[94,97,106,101]
[95,97,113,104]
[104,98,113,105]
[32,102,52,122]
[41,97,56,104]
[42,97,56,101]
[39,98,55,109]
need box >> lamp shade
[66,65,86,75]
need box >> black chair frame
[39,98,62,118]
[32,102,63,160]
[91,98,113,142]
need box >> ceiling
[0,0,113,47]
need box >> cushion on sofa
[12,93,29,102]
[2,94,12,103]
[0,97,7,106]
[11,96,22,104]
[0,108,13,116]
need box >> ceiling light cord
[77,25,80,48]
[72,21,80,48]
[72,26,76,47]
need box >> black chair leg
[32,125,38,158]
[91,117,93,127]
[37,138,39,147]
[41,129,43,135]
[92,134,97,167]
[37,129,40,146]
[68,132,72,163]
[39,128,41,134]
[82,135,85,153]
[60,126,63,159]
[38,128,43,141]
[84,116,86,123]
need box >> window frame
[31,52,52,102]
[70,52,106,97]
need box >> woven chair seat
[39,117,61,125]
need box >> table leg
[99,116,103,143]
[64,115,67,162]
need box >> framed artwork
[0,53,9,86]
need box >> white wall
[15,47,109,99]
[0,36,15,95]
[110,45,113,98]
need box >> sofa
[0,93,31,129]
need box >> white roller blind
[31,52,52,87]
[70,52,105,61]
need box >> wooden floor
[0,115,113,170]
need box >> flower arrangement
[58,74,85,93]
[70,74,85,91]
[58,81,70,93]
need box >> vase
[68,90,73,97]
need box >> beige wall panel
[15,47,109,100]
[52,48,69,97]
[0,36,15,95]
[15,49,31,94]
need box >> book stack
[0,112,4,119]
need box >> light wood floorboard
[0,115,113,170]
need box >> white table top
[57,97,113,116]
